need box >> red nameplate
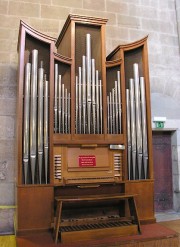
[79,155,96,167]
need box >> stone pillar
[176,0,180,50]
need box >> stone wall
[0,0,180,234]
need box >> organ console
[16,14,155,242]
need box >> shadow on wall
[151,93,180,119]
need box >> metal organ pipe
[126,64,149,180]
[129,78,136,180]
[23,63,31,184]
[78,67,82,134]
[54,64,58,133]
[107,71,122,134]
[109,92,112,134]
[54,64,71,134]
[96,70,100,134]
[44,77,49,184]
[75,33,103,134]
[86,33,92,134]
[133,63,143,179]
[99,79,103,134]
[112,88,115,133]
[58,75,62,133]
[126,89,131,180]
[65,88,68,134]
[22,49,49,184]
[82,56,86,134]
[68,92,71,134]
[30,49,38,184]
[37,64,44,184]
[62,83,65,134]
[115,80,118,134]
[107,95,110,133]
[140,77,148,179]
[75,76,78,133]
[117,71,122,133]
[92,59,96,134]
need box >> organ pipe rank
[107,70,122,134]
[54,64,71,134]
[23,49,49,184]
[75,33,103,134]
[126,63,148,180]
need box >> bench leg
[128,197,141,233]
[54,201,62,244]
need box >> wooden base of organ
[54,194,141,243]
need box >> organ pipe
[74,34,103,134]
[22,49,49,184]
[23,63,31,184]
[30,49,38,184]
[126,64,149,180]
[37,65,44,184]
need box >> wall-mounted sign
[155,121,164,128]
[153,117,166,129]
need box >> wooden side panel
[17,186,54,232]
[57,24,71,57]
[125,181,155,223]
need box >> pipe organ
[16,15,155,242]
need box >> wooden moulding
[56,14,108,48]
[106,36,148,61]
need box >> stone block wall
[0,0,180,234]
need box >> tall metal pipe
[54,64,58,133]
[96,70,99,134]
[86,34,92,134]
[117,71,121,133]
[82,56,86,134]
[62,84,65,134]
[65,88,68,133]
[78,67,82,134]
[133,63,143,179]
[109,92,112,134]
[23,62,31,184]
[30,49,38,184]
[44,78,49,184]
[37,65,44,184]
[75,76,78,133]
[115,80,118,134]
[140,77,148,179]
[99,79,103,134]
[58,75,62,133]
[92,58,96,134]
[112,88,115,134]
[107,95,110,133]
[68,92,71,134]
[129,78,136,180]
[126,89,131,180]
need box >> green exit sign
[155,121,164,128]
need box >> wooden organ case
[16,15,155,243]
